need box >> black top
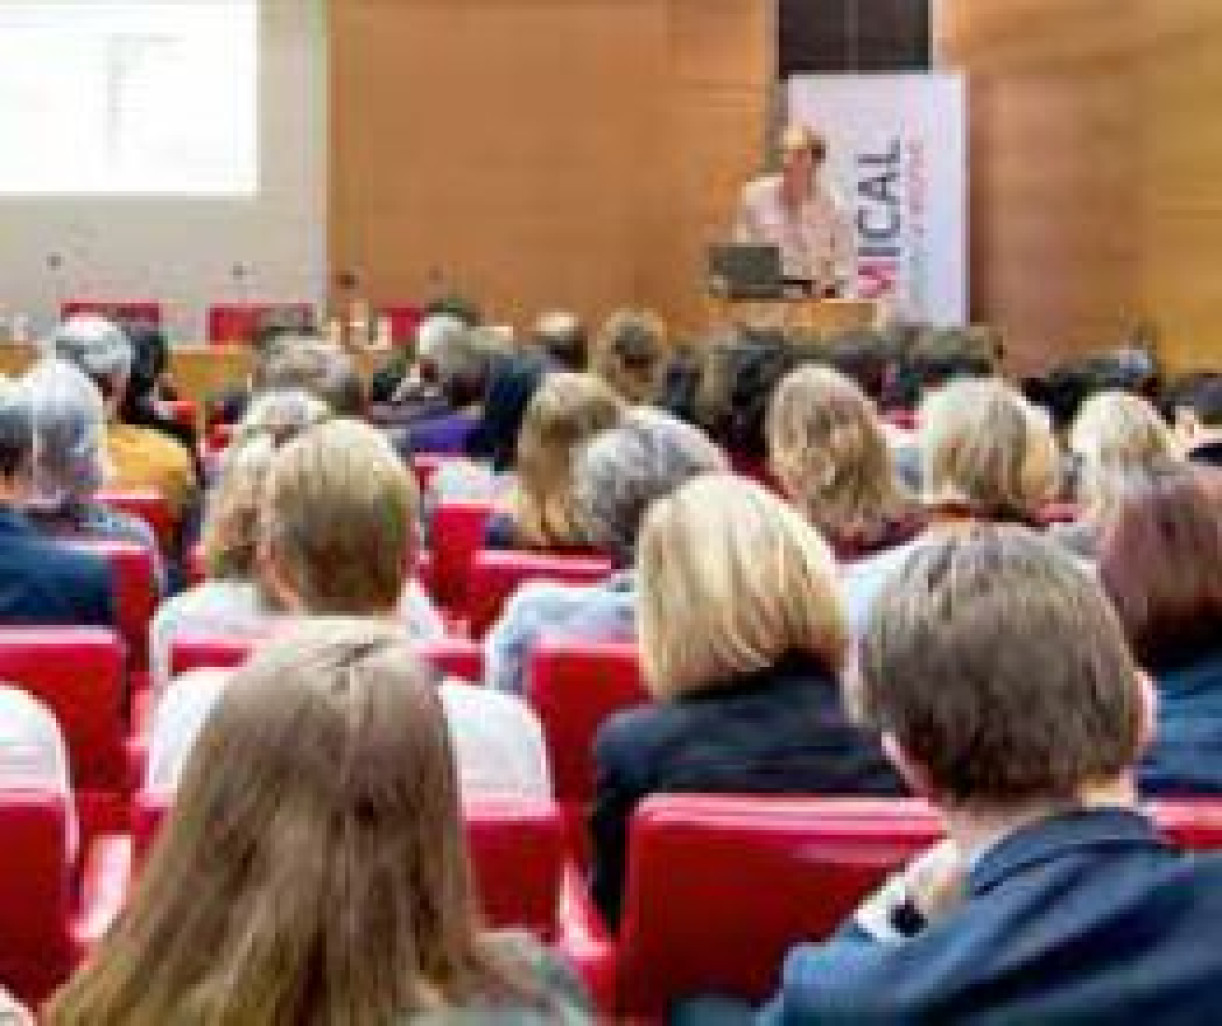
[589,651,905,926]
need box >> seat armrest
[556,863,618,1017]
[70,835,133,954]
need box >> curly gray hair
[24,358,109,505]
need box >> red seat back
[134,793,563,936]
[206,303,314,345]
[164,398,199,434]
[61,301,162,328]
[96,489,175,554]
[466,551,615,637]
[382,304,423,346]
[67,539,157,671]
[0,792,76,1005]
[430,502,495,609]
[412,453,453,494]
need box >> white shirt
[734,173,856,287]
[147,669,551,801]
[0,686,76,861]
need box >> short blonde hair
[768,365,907,544]
[1070,391,1179,516]
[637,474,847,699]
[259,419,419,613]
[921,378,1057,520]
[510,372,624,549]
[591,309,668,405]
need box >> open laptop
[707,243,785,301]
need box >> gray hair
[24,358,109,505]
[232,389,332,448]
[51,315,134,386]
[575,408,726,563]
[0,377,34,480]
[415,314,468,362]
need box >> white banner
[788,72,968,325]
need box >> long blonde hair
[509,372,624,549]
[47,620,539,1026]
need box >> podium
[704,296,879,335]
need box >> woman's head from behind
[921,378,1058,521]
[1099,465,1222,670]
[768,365,906,547]
[48,620,513,1025]
[592,309,668,405]
[511,371,625,549]
[23,358,109,508]
[637,474,847,699]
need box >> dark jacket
[1142,647,1222,795]
[0,507,115,627]
[590,652,904,926]
[758,808,1222,1025]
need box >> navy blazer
[756,808,1222,1025]
[1143,648,1222,796]
[590,652,904,927]
[0,507,115,628]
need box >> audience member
[485,372,625,550]
[119,322,198,458]
[49,621,592,1025]
[147,390,331,695]
[841,377,1057,633]
[767,365,920,559]
[1099,465,1222,794]
[253,336,367,418]
[485,408,725,694]
[0,378,114,627]
[53,315,199,521]
[591,309,668,405]
[590,475,904,926]
[371,311,468,414]
[1166,371,1222,467]
[405,325,504,455]
[148,420,547,801]
[681,526,1222,1025]
[0,686,76,862]
[532,310,589,372]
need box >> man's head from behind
[253,338,366,418]
[853,525,1152,813]
[52,315,134,414]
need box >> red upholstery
[96,489,175,554]
[164,398,199,433]
[412,453,453,494]
[1036,501,1081,526]
[66,539,157,671]
[0,630,129,838]
[382,304,424,346]
[186,543,206,587]
[430,501,495,609]
[61,301,162,327]
[206,302,314,344]
[133,792,562,934]
[206,421,234,453]
[466,551,615,638]
[526,641,646,857]
[170,633,484,683]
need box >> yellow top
[106,423,198,520]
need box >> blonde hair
[768,365,908,545]
[591,309,668,405]
[259,419,419,612]
[509,372,624,549]
[637,474,847,699]
[47,619,539,1025]
[1070,391,1179,517]
[921,378,1057,520]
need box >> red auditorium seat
[66,539,157,672]
[0,630,130,839]
[164,398,199,433]
[412,453,454,494]
[0,791,124,1004]
[96,489,175,554]
[206,302,315,345]
[465,551,615,638]
[430,501,495,609]
[169,633,485,683]
[382,304,424,346]
[526,640,647,857]
[61,300,162,327]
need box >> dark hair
[1098,465,1222,670]
[465,354,547,472]
[532,314,588,373]
[818,330,899,404]
[905,327,1000,394]
[0,382,33,480]
[422,294,482,328]
[120,323,169,414]
[695,329,796,460]
[856,524,1143,807]
[1166,372,1222,429]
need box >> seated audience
[1166,371,1222,467]
[485,372,625,550]
[0,379,114,627]
[1098,465,1222,794]
[485,408,725,694]
[147,390,331,696]
[767,365,920,559]
[591,475,905,926]
[531,310,589,372]
[52,315,199,522]
[1054,390,1180,557]
[148,420,546,801]
[841,377,1058,633]
[22,359,161,558]
[404,325,504,456]
[49,621,592,1025]
[253,335,367,418]
[681,526,1222,1025]
[0,686,76,862]
[591,309,668,405]
[372,311,468,421]
[120,322,198,459]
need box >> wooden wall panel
[329,0,772,335]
